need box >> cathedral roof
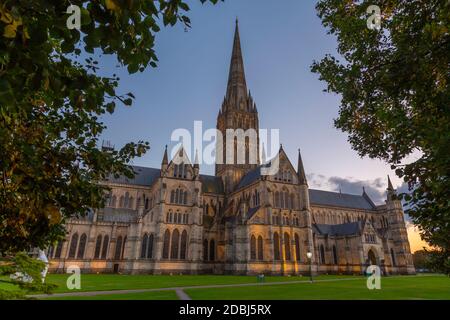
[106,165,160,187]
[106,165,225,194]
[313,221,362,236]
[309,189,376,210]
[199,175,224,194]
[236,166,261,189]
[246,205,260,219]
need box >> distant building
[48,22,415,275]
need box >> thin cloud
[307,173,388,204]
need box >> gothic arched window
[171,229,180,259]
[141,234,148,258]
[179,190,184,204]
[147,234,154,259]
[77,233,87,259]
[111,196,117,207]
[273,232,280,260]
[68,233,78,258]
[129,197,134,209]
[203,239,208,261]
[295,234,301,262]
[319,244,326,264]
[274,192,280,208]
[122,236,127,258]
[333,245,338,264]
[94,235,102,259]
[391,248,396,266]
[250,235,256,260]
[284,191,289,209]
[257,236,264,261]
[180,230,187,260]
[284,233,291,261]
[175,189,179,204]
[54,241,63,259]
[115,236,123,260]
[162,229,170,259]
[124,192,129,208]
[101,235,109,259]
[209,239,215,261]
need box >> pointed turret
[161,145,168,172]
[387,175,394,190]
[193,149,199,177]
[261,142,266,164]
[387,175,396,201]
[297,148,307,185]
[225,19,248,110]
[194,149,199,168]
[162,145,168,164]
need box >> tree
[311,0,449,274]
[0,252,57,299]
[412,250,429,270]
[0,0,221,255]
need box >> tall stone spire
[225,19,248,109]
[297,148,308,185]
[216,20,259,192]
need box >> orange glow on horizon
[406,221,431,253]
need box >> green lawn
[185,275,450,300]
[1,274,355,294]
[1,274,449,300]
[44,290,179,300]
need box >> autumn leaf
[105,0,121,12]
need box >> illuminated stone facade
[48,22,415,275]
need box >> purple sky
[97,0,405,205]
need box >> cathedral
[47,22,415,275]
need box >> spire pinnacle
[162,145,168,165]
[225,19,248,109]
[194,149,199,168]
[297,148,307,185]
[387,175,394,190]
[386,175,397,201]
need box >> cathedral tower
[386,176,415,274]
[216,20,260,193]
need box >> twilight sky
[96,1,427,251]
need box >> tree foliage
[311,0,449,273]
[0,0,221,254]
[0,252,57,299]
